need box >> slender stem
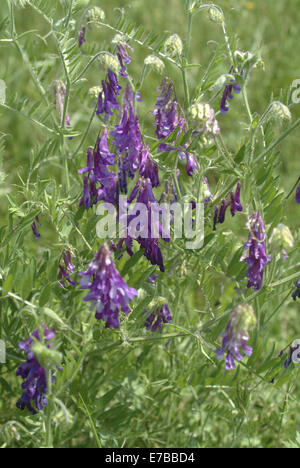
[242,86,253,123]
[72,105,97,158]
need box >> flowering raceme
[154,78,198,177]
[144,303,172,332]
[96,69,122,120]
[215,304,256,370]
[241,212,270,291]
[16,326,59,414]
[79,244,138,329]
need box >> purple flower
[144,304,172,332]
[154,78,197,177]
[110,85,143,179]
[292,278,300,300]
[58,250,76,288]
[241,212,271,291]
[78,27,86,48]
[78,130,118,209]
[117,41,133,78]
[213,181,243,230]
[295,185,300,203]
[96,69,122,120]
[220,82,241,115]
[139,145,160,187]
[79,244,138,329]
[16,326,56,414]
[215,305,255,370]
[31,216,41,238]
[230,181,243,216]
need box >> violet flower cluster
[213,181,243,230]
[79,243,138,328]
[220,81,241,115]
[78,128,117,209]
[215,305,255,370]
[241,211,271,291]
[154,78,198,177]
[96,69,122,121]
[31,216,41,239]
[58,250,76,288]
[144,303,172,332]
[16,326,56,414]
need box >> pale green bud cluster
[232,304,256,333]
[87,6,105,24]
[31,341,62,369]
[208,6,224,24]
[267,101,292,123]
[148,296,168,311]
[188,102,220,135]
[164,34,183,58]
[144,55,165,75]
[269,223,294,258]
[99,53,120,74]
[210,74,235,93]
[88,86,101,104]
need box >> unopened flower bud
[208,6,224,24]
[267,101,292,123]
[164,34,183,57]
[233,304,256,331]
[269,223,294,259]
[88,85,101,104]
[31,341,62,369]
[144,55,165,74]
[98,53,120,73]
[86,6,105,24]
[210,74,235,92]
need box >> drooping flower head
[110,84,143,180]
[58,250,76,288]
[139,145,160,187]
[78,26,86,48]
[78,129,118,209]
[154,78,198,176]
[215,304,256,370]
[241,211,271,291]
[213,181,243,230]
[220,81,241,115]
[116,40,133,78]
[144,300,172,332]
[96,69,122,120]
[79,244,138,329]
[16,326,60,414]
[31,216,41,238]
